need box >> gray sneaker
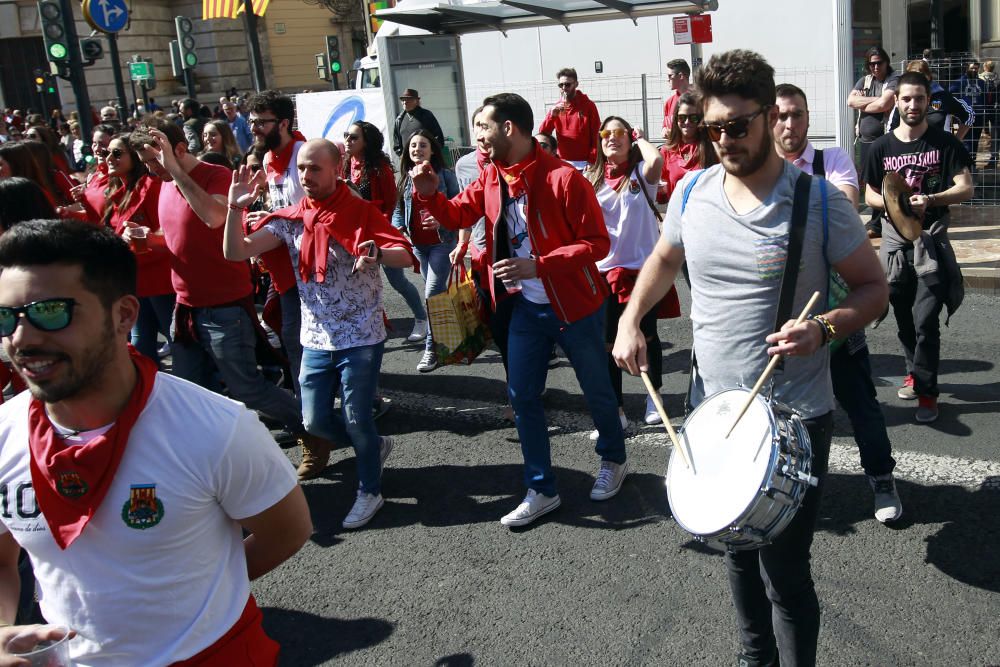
[897,374,917,400]
[417,350,439,373]
[868,473,903,523]
[590,460,629,501]
[342,491,384,529]
[499,490,561,527]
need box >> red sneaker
[916,395,939,423]
[897,374,917,400]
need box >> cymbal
[882,172,923,241]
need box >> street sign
[83,0,129,34]
[81,38,104,62]
[672,15,712,45]
[129,60,154,81]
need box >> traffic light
[37,1,70,63]
[34,69,45,93]
[175,16,198,69]
[326,36,342,75]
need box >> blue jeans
[413,242,455,353]
[279,287,302,397]
[382,265,427,321]
[132,293,175,365]
[507,296,625,497]
[300,342,385,495]
[830,344,896,477]
[171,304,303,432]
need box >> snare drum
[666,388,816,550]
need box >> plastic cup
[8,626,73,666]
[130,227,149,253]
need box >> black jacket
[393,106,445,156]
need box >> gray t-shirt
[664,162,866,418]
[853,70,901,141]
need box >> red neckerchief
[494,144,539,199]
[265,131,307,179]
[668,142,700,171]
[604,160,630,191]
[28,348,157,550]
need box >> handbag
[426,264,492,366]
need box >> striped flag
[203,0,269,20]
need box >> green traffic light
[48,43,67,60]
[47,87,56,94]
[185,53,198,67]
[331,61,342,73]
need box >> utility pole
[107,33,128,121]
[57,0,94,140]
[242,0,267,91]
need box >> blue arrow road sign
[84,0,128,34]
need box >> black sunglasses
[0,298,76,337]
[700,107,768,142]
[248,164,262,172]
[110,148,125,159]
[868,60,886,67]
[677,113,703,125]
[343,132,361,141]
[557,82,575,89]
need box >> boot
[297,433,332,480]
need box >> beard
[900,108,927,127]
[255,125,282,152]
[15,314,118,404]
[718,129,774,178]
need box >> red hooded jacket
[417,143,609,323]
[538,91,601,164]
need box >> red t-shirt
[109,175,173,298]
[158,162,251,307]
[662,92,680,132]
[409,197,442,246]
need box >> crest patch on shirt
[629,179,640,195]
[121,484,164,529]
[56,471,88,499]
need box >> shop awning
[375,0,718,36]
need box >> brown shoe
[297,434,332,480]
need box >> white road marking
[388,390,1000,492]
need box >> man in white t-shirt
[224,139,416,530]
[0,220,311,665]
[773,82,902,524]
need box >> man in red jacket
[411,93,628,528]
[538,68,602,170]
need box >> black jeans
[725,412,832,667]
[603,294,661,406]
[831,344,896,476]
[888,252,947,398]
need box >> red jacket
[418,144,610,323]
[538,91,601,163]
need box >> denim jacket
[392,167,460,246]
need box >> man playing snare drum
[613,50,888,667]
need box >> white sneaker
[589,412,628,441]
[379,436,394,469]
[868,473,903,524]
[343,491,384,529]
[590,460,629,501]
[644,395,663,425]
[157,342,171,358]
[407,319,429,342]
[499,489,561,527]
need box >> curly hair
[694,49,776,110]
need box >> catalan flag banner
[203,0,269,20]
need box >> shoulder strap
[631,162,663,222]
[812,148,825,179]
[681,169,705,214]
[774,172,813,334]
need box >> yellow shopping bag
[426,265,492,366]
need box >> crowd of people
[0,44,974,665]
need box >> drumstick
[641,371,694,472]
[724,291,822,439]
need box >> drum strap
[772,172,814,372]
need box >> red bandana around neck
[494,146,539,199]
[604,160,631,191]
[27,348,158,550]
[265,131,307,179]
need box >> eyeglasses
[248,118,278,128]
[0,298,76,337]
[676,113,703,125]
[868,60,886,68]
[700,107,768,142]
[109,148,125,159]
[599,128,628,140]
[343,133,361,141]
[248,164,262,172]
[557,82,575,89]
[25,132,39,140]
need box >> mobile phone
[351,242,377,274]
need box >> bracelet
[808,314,836,346]
[228,203,246,212]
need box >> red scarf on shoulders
[27,349,157,550]
[265,131,307,179]
[494,145,540,199]
[259,182,414,284]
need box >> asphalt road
[252,277,1000,667]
